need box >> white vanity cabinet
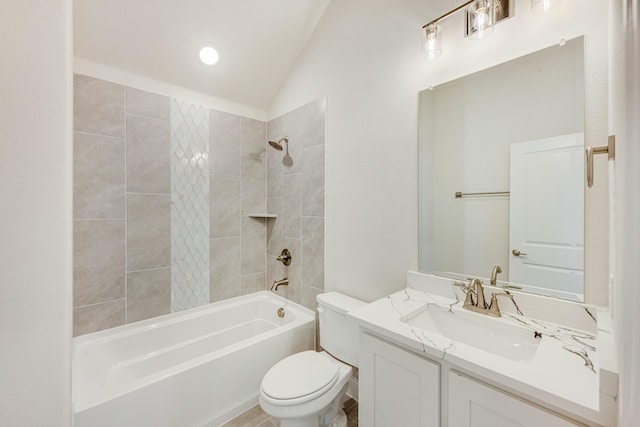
[359,333,440,427]
[359,331,590,427]
[448,371,584,427]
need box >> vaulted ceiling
[74,0,332,110]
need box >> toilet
[259,292,366,427]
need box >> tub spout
[271,278,289,291]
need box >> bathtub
[73,291,315,427]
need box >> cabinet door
[359,333,440,427]
[448,371,584,427]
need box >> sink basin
[402,304,541,363]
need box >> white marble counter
[349,272,617,426]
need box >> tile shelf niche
[247,213,278,219]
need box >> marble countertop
[349,275,615,426]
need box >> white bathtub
[73,291,315,427]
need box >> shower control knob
[276,249,292,266]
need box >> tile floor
[221,397,358,427]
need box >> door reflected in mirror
[418,37,585,301]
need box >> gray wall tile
[73,219,125,307]
[74,74,125,138]
[241,217,266,275]
[267,115,285,143]
[301,98,326,148]
[73,299,126,336]
[210,174,240,238]
[73,132,125,219]
[282,173,302,239]
[302,217,325,289]
[301,286,324,311]
[266,197,283,256]
[267,257,286,297]
[241,272,265,295]
[126,87,170,121]
[241,117,266,215]
[302,144,325,217]
[210,237,241,301]
[126,114,171,194]
[267,116,284,198]
[127,267,171,323]
[241,158,266,215]
[282,109,304,175]
[127,194,171,271]
[283,237,302,303]
[210,109,241,176]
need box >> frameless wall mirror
[418,36,585,301]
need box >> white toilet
[259,292,366,427]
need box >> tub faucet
[271,278,289,291]
[490,265,502,285]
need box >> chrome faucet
[463,277,514,317]
[490,265,502,286]
[271,278,289,291]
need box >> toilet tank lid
[316,292,366,315]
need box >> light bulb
[467,0,494,40]
[424,23,442,59]
[199,46,219,65]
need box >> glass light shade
[199,46,219,65]
[467,0,495,40]
[531,0,561,12]
[424,23,442,59]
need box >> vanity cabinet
[359,333,440,427]
[448,371,584,427]
[359,332,590,427]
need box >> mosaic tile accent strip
[170,100,210,311]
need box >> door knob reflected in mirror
[512,249,527,257]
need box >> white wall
[0,1,72,425]
[612,0,640,423]
[270,0,610,303]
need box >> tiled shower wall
[266,99,326,308]
[72,74,324,335]
[73,75,172,335]
[209,110,267,301]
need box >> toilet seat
[261,351,340,406]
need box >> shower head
[268,136,289,151]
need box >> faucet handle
[276,249,292,266]
[488,292,514,317]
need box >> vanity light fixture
[199,45,219,65]
[531,0,561,12]
[422,0,512,59]
[424,23,442,59]
[467,0,495,40]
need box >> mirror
[418,37,585,301]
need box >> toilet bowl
[259,292,366,427]
[259,351,351,427]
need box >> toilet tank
[316,292,366,367]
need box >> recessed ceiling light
[199,46,219,65]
